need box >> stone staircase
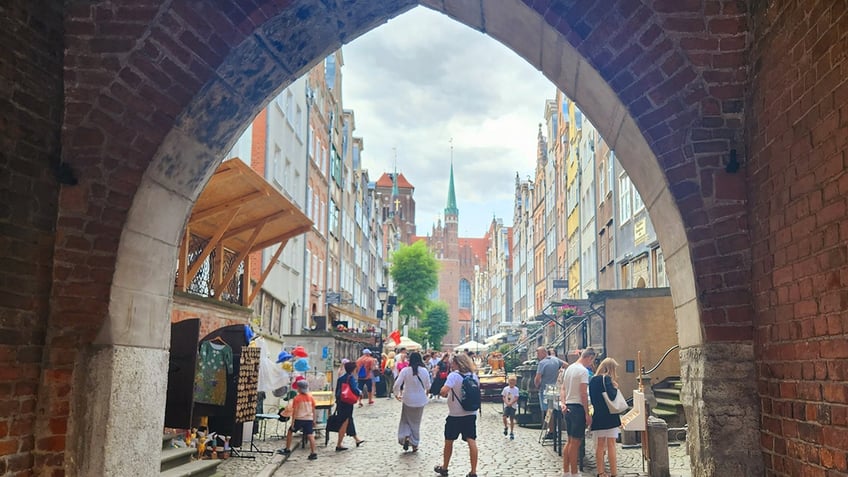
[651,376,686,429]
[160,432,223,477]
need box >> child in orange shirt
[278,378,318,460]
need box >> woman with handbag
[393,351,431,452]
[429,353,449,400]
[588,358,624,477]
[334,361,365,451]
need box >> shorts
[538,390,550,412]
[564,404,587,439]
[444,414,477,441]
[358,378,373,393]
[593,427,620,440]
[503,406,516,418]
[291,419,314,435]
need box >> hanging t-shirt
[193,340,233,406]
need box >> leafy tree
[422,302,450,350]
[407,327,429,349]
[389,241,439,326]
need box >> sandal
[466,474,478,477]
[434,465,449,476]
[356,439,365,447]
[403,437,410,451]
[335,446,348,452]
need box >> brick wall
[749,1,848,475]
[0,1,64,475]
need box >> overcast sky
[341,6,554,238]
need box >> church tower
[444,157,459,259]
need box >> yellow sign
[634,218,647,245]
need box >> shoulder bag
[602,376,628,414]
[340,376,359,405]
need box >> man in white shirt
[559,348,596,477]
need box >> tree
[422,301,450,350]
[389,241,439,326]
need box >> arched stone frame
[54,1,761,475]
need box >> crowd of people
[278,344,627,477]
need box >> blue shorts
[539,390,550,412]
[358,378,373,392]
[291,419,314,435]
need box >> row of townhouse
[474,91,668,343]
[226,50,402,345]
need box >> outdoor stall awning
[188,158,312,255]
[177,158,313,306]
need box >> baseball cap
[362,349,372,354]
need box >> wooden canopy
[177,158,312,306]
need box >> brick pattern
[8,0,821,474]
[0,0,64,475]
[526,0,753,340]
[748,1,848,475]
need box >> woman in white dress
[393,351,431,452]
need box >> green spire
[445,160,458,216]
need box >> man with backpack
[434,353,481,477]
[354,348,377,406]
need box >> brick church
[413,163,488,349]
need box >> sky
[341,6,555,238]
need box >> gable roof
[375,172,414,189]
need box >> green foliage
[422,302,450,349]
[407,327,429,348]
[390,241,439,326]
[498,344,522,373]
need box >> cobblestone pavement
[217,397,692,477]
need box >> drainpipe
[302,82,314,331]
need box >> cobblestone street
[217,397,692,477]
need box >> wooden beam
[214,218,268,299]
[189,190,267,223]
[242,252,252,308]
[214,241,224,298]
[220,209,293,241]
[248,224,313,253]
[177,227,190,292]
[248,240,287,306]
[207,164,242,184]
[185,208,240,283]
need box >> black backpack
[451,373,481,412]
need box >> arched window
[459,279,471,309]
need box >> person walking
[277,379,318,460]
[393,351,431,452]
[434,353,480,477]
[559,347,596,477]
[589,358,623,477]
[384,351,396,398]
[334,361,366,451]
[430,353,449,400]
[355,348,378,406]
[502,375,519,440]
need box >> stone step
[161,447,197,472]
[654,396,683,409]
[160,459,221,477]
[651,407,677,417]
[653,387,681,398]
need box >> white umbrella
[386,336,422,351]
[454,340,488,353]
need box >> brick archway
[48,1,757,475]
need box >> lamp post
[376,284,389,355]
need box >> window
[459,279,471,309]
[655,248,668,287]
[272,145,282,185]
[633,186,645,213]
[619,174,632,223]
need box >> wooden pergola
[176,158,312,307]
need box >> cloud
[342,6,553,236]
